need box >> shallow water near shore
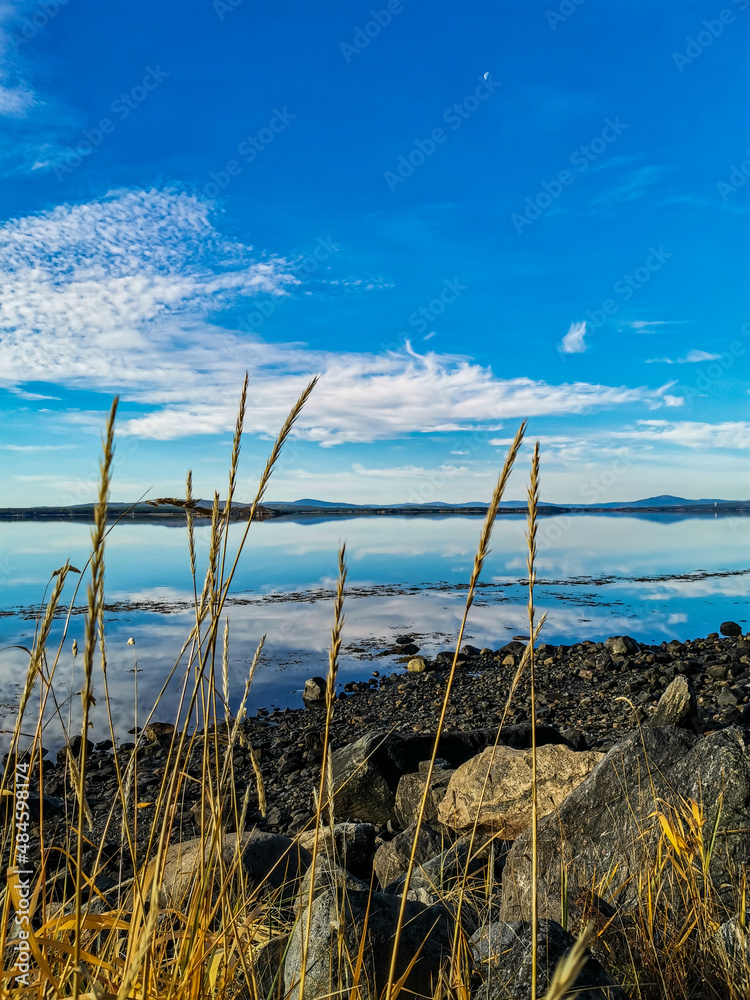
[0,513,747,751]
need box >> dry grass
[1,382,747,1000]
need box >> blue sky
[0,0,748,506]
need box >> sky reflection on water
[0,514,747,750]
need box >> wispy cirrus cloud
[0,187,689,445]
[645,349,721,364]
[1,443,77,451]
[0,2,79,174]
[621,320,687,334]
[614,420,750,450]
[587,164,668,210]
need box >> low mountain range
[1,495,747,521]
[266,495,745,510]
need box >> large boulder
[384,832,509,932]
[373,823,444,888]
[147,830,310,908]
[438,743,603,835]
[331,724,573,824]
[471,918,626,999]
[395,765,455,829]
[249,934,289,1000]
[297,822,376,878]
[500,727,750,925]
[284,886,453,999]
[296,856,372,915]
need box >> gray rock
[330,732,399,825]
[385,832,509,928]
[396,642,420,655]
[500,727,750,927]
[710,915,750,990]
[395,767,455,829]
[373,823,443,888]
[144,721,176,742]
[435,650,459,666]
[721,621,743,637]
[649,674,697,729]
[437,743,603,836]
[150,830,311,908]
[560,728,588,750]
[296,856,370,914]
[284,886,453,999]
[718,686,741,707]
[25,792,66,821]
[250,933,289,999]
[497,640,527,657]
[303,677,327,703]
[471,919,626,999]
[604,635,639,656]
[56,735,94,763]
[297,822,376,878]
[331,725,573,824]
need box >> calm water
[0,514,747,750]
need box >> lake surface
[0,513,747,751]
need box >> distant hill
[2,495,748,522]
[265,495,744,511]
[593,495,735,509]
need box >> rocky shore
[9,623,748,858]
[5,622,750,997]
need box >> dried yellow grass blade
[542,921,595,1000]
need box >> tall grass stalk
[297,543,347,1000]
[383,420,526,1000]
[73,396,117,999]
[527,440,540,1000]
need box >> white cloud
[0,188,691,445]
[559,321,587,354]
[622,320,685,332]
[0,81,33,117]
[0,4,80,174]
[350,461,489,481]
[1,444,76,451]
[645,349,721,364]
[617,420,750,450]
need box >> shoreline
[1,502,749,522]
[11,626,749,869]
